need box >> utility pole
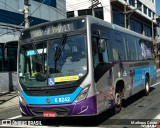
[91,0,95,16]
[24,0,30,28]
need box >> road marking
[8,115,22,119]
[151,81,160,87]
[154,113,160,119]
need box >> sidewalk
[0,91,17,105]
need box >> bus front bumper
[19,96,97,117]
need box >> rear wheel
[114,91,122,113]
[144,76,150,96]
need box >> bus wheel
[114,91,122,113]
[144,76,150,96]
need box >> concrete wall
[30,0,66,21]
[0,0,66,21]
[139,0,156,12]
[0,72,17,92]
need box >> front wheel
[114,91,122,113]
[144,77,150,96]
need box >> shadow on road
[30,108,115,127]
[122,87,155,108]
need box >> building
[66,0,159,67]
[0,0,66,92]
[155,17,160,68]
[67,0,156,39]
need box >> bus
[18,16,157,117]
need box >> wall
[66,0,112,22]
[0,72,17,92]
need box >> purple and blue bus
[17,16,157,117]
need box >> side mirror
[98,39,106,53]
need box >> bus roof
[22,15,152,42]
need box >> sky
[156,0,160,16]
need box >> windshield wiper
[31,42,47,81]
[53,34,67,73]
[54,34,67,61]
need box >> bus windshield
[19,34,87,87]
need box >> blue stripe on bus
[133,66,156,88]
[21,87,82,105]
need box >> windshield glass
[19,34,87,87]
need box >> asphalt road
[1,78,160,128]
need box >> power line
[0,31,18,37]
[30,0,46,16]
[66,1,92,10]
[30,0,66,22]
[0,1,22,14]
[0,24,22,30]
[50,6,66,17]
[0,12,23,23]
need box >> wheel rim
[116,93,121,105]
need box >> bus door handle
[130,70,135,76]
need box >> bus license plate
[43,112,57,117]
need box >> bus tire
[114,90,122,113]
[144,76,150,96]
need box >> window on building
[130,18,143,34]
[0,42,18,72]
[33,0,56,7]
[6,44,18,71]
[78,9,92,16]
[148,9,152,17]
[137,0,142,11]
[67,11,74,18]
[94,7,104,20]
[153,12,155,19]
[144,25,152,37]
[113,10,124,27]
[129,0,135,6]
[143,5,147,15]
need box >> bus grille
[25,87,77,96]
[30,107,70,116]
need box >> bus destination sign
[30,23,74,38]
[29,19,86,38]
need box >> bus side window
[111,31,126,61]
[126,35,138,61]
[112,48,118,61]
[99,39,109,63]
[92,37,99,68]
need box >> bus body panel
[18,15,157,117]
[20,95,97,117]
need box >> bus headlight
[18,91,27,105]
[74,85,90,103]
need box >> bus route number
[55,97,70,103]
